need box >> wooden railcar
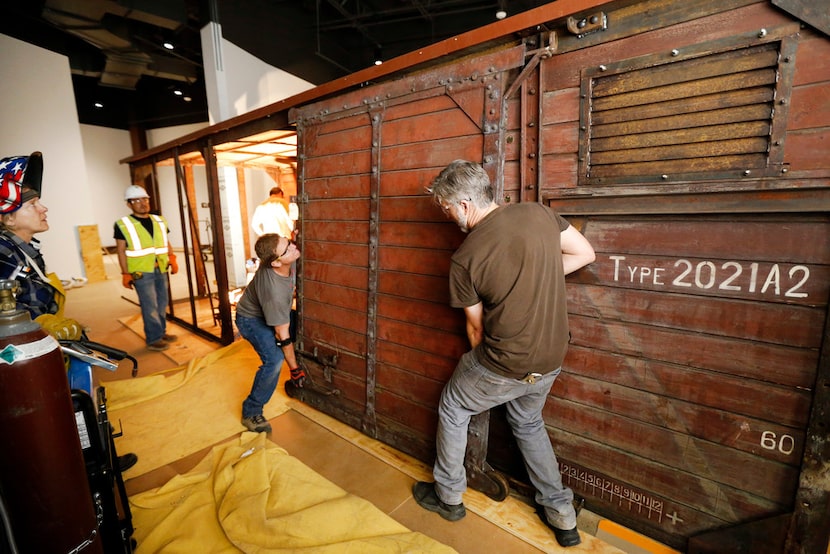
[285,1,829,551]
[125,0,829,551]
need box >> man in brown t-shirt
[412,160,595,548]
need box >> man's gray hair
[428,160,494,208]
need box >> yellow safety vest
[117,215,170,273]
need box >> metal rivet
[781,167,788,173]
[599,65,607,71]
[759,28,767,37]
[743,170,751,176]
[661,174,669,180]
[671,49,679,57]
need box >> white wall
[0,34,96,280]
[80,125,133,248]
[200,22,315,123]
[223,39,315,116]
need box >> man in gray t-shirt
[235,233,304,434]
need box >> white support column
[200,21,230,125]
[215,166,248,288]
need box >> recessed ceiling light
[183,96,192,102]
[173,89,183,96]
[163,42,174,50]
[496,10,507,19]
[94,102,103,108]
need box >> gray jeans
[433,349,577,530]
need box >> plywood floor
[64,260,628,554]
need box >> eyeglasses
[277,240,293,259]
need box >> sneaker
[147,340,169,351]
[241,414,272,433]
[412,481,466,521]
[162,333,178,342]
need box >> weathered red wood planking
[378,271,449,304]
[792,32,830,86]
[377,317,467,361]
[585,217,830,264]
[377,295,461,334]
[381,135,483,171]
[303,280,367,313]
[304,174,371,198]
[547,397,799,504]
[302,260,367,290]
[555,373,805,466]
[568,284,823,347]
[382,104,481,145]
[377,340,459,382]
[787,86,830,131]
[569,314,816,388]
[378,170,448,198]
[564,345,812,428]
[303,150,372,179]
[550,428,786,520]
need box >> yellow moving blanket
[130,433,458,553]
[103,340,290,476]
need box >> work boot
[117,453,138,472]
[147,340,169,351]
[162,333,178,342]
[412,481,466,521]
[241,414,272,433]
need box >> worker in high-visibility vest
[114,185,179,352]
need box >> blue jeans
[132,269,169,345]
[434,349,577,530]
[235,314,284,418]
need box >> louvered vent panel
[581,42,780,185]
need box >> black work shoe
[241,414,272,433]
[412,481,466,521]
[546,523,581,547]
[117,452,138,472]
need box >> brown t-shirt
[449,203,571,378]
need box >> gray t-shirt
[235,266,293,327]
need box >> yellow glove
[169,253,179,275]
[35,314,85,341]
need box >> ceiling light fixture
[496,10,507,19]
[163,42,174,50]
[173,89,183,96]
[94,102,103,109]
[374,46,383,66]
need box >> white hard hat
[124,185,150,201]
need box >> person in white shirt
[251,187,294,239]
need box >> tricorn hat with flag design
[0,151,43,214]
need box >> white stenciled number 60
[760,431,796,455]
